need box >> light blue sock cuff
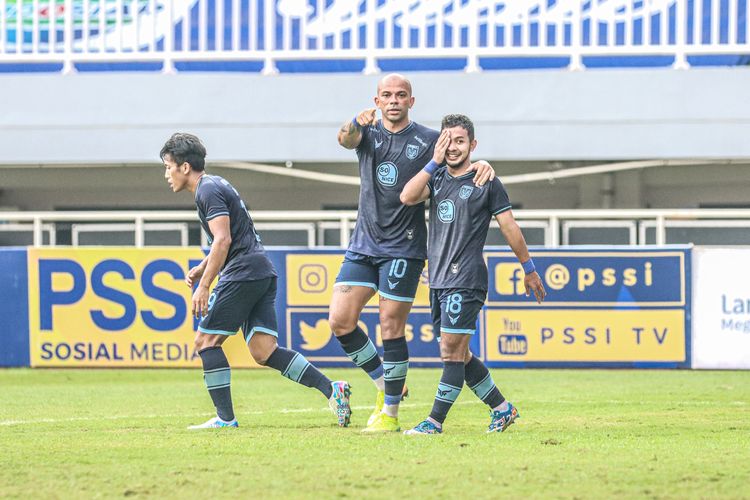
[435,382,462,404]
[282,353,310,383]
[204,367,231,390]
[470,373,496,400]
[383,360,408,381]
[348,340,378,368]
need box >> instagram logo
[299,264,327,293]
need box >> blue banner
[487,250,686,306]
[0,248,30,367]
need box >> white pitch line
[4,399,743,427]
[0,401,483,427]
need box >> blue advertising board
[0,248,30,367]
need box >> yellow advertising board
[19,247,690,369]
[485,310,686,362]
[27,248,259,367]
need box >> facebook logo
[495,263,525,296]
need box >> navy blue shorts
[198,277,278,343]
[430,288,486,336]
[335,251,425,302]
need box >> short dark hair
[160,133,207,172]
[441,114,475,142]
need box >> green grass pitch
[1,368,749,499]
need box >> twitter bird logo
[299,319,332,351]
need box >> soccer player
[334,74,496,432]
[160,133,352,429]
[399,114,546,435]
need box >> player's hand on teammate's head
[356,108,378,127]
[468,160,496,187]
[524,272,546,304]
[433,129,451,165]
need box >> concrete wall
[1,67,749,164]
[2,67,749,212]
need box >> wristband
[351,116,362,129]
[423,159,439,175]
[522,258,536,275]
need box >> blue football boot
[404,419,442,435]
[487,403,519,433]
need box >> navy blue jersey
[348,120,439,260]
[194,174,277,282]
[427,168,512,291]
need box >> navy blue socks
[266,346,333,399]
[429,361,465,425]
[465,355,505,408]
[198,347,234,422]
[383,337,409,407]
[337,326,384,383]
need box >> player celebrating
[160,133,351,429]
[400,114,546,435]
[333,74,496,432]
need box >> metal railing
[70,221,189,245]
[1,0,748,73]
[4,208,750,247]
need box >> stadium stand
[1,0,749,246]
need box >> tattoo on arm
[340,122,357,136]
[338,121,362,148]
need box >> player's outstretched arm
[338,108,377,149]
[191,215,232,318]
[400,129,450,205]
[495,210,546,303]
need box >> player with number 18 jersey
[399,114,546,435]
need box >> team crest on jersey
[376,162,398,187]
[406,229,414,240]
[459,186,474,200]
[437,200,455,223]
[406,144,420,160]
